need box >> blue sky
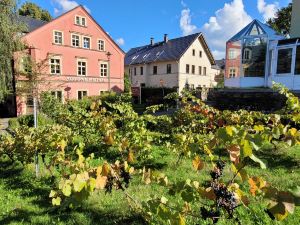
[19,0,292,59]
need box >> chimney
[164,34,169,43]
[150,37,154,46]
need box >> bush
[8,114,54,129]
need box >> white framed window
[51,91,63,102]
[199,66,202,75]
[72,34,80,47]
[229,67,236,78]
[53,31,63,45]
[83,36,91,49]
[228,49,236,59]
[203,67,207,75]
[277,48,293,75]
[81,17,86,26]
[77,90,88,100]
[77,59,87,76]
[100,62,108,77]
[50,57,61,75]
[75,15,87,26]
[98,39,105,51]
[75,16,81,25]
[199,51,202,58]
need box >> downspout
[177,60,180,94]
[11,58,17,117]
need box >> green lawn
[0,145,300,225]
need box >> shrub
[8,114,54,129]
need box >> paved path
[0,118,9,134]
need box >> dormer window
[75,15,87,26]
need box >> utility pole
[33,96,39,178]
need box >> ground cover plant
[0,84,300,225]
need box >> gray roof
[18,15,48,33]
[125,33,215,66]
[228,19,283,42]
[214,59,225,70]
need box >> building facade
[224,17,300,90]
[125,33,217,93]
[291,0,300,38]
[16,6,124,115]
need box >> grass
[0,145,300,225]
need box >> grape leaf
[192,156,204,171]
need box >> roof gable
[228,19,283,42]
[21,5,124,55]
[125,33,215,65]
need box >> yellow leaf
[101,163,110,176]
[128,150,135,163]
[248,177,266,196]
[104,134,114,145]
[95,175,107,189]
[268,203,289,221]
[228,145,240,164]
[192,156,204,171]
[52,197,61,206]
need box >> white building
[125,33,217,92]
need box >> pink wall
[225,41,241,79]
[17,6,125,115]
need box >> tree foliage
[0,0,25,102]
[267,3,292,36]
[124,72,131,93]
[18,1,52,22]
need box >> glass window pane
[277,48,293,74]
[295,46,300,75]
[242,37,267,77]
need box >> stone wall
[206,88,292,112]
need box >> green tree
[0,0,25,103]
[18,2,52,22]
[124,72,131,93]
[267,3,292,36]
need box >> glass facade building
[225,20,284,88]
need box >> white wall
[179,37,216,92]
[126,61,179,88]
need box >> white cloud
[257,0,279,21]
[180,0,187,8]
[116,38,125,46]
[180,8,197,36]
[211,50,226,60]
[202,0,252,59]
[53,0,90,15]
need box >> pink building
[16,6,125,115]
